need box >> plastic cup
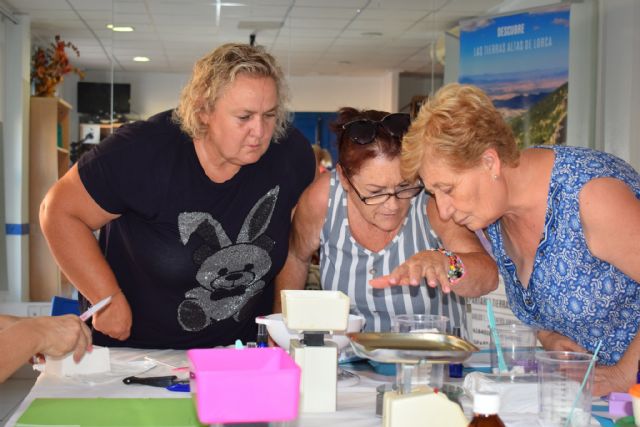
[490,323,537,376]
[391,314,449,392]
[535,351,594,427]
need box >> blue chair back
[50,296,81,316]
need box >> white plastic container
[281,290,349,332]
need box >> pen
[79,295,112,321]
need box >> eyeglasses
[343,173,424,205]
[342,113,411,145]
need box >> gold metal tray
[347,332,479,364]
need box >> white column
[443,32,460,85]
[2,14,31,302]
[598,0,640,170]
[566,0,598,149]
[0,15,7,294]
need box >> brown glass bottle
[468,391,505,427]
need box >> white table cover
[7,347,602,427]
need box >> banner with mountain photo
[459,4,570,148]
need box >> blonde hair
[173,43,289,140]
[401,83,519,182]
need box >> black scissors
[123,375,189,392]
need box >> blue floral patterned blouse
[486,146,640,365]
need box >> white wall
[288,73,395,112]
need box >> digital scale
[349,331,479,427]
[281,290,350,413]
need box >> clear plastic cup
[489,323,537,376]
[535,351,594,427]
[391,314,449,391]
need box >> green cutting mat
[16,398,206,427]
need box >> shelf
[98,122,124,129]
[81,122,124,129]
[29,96,73,301]
[57,149,69,178]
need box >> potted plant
[31,35,84,97]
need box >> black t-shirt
[78,110,314,348]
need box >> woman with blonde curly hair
[39,43,315,349]
[399,83,640,396]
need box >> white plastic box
[281,290,349,332]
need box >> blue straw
[486,300,508,373]
[563,340,602,427]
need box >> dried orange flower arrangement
[31,35,84,97]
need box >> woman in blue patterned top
[400,83,640,396]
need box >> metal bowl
[347,332,479,365]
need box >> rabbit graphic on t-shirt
[176,187,278,332]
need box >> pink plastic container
[187,347,301,424]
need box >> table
[6,348,608,427]
[6,347,391,427]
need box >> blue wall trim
[5,223,29,235]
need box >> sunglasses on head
[342,113,411,145]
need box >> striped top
[319,171,468,334]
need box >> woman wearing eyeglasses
[274,107,498,333]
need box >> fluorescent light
[133,56,150,62]
[107,24,134,32]
[214,1,246,26]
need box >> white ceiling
[4,0,504,76]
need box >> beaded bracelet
[436,248,466,284]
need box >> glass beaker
[391,314,449,391]
[489,323,537,375]
[535,351,594,427]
